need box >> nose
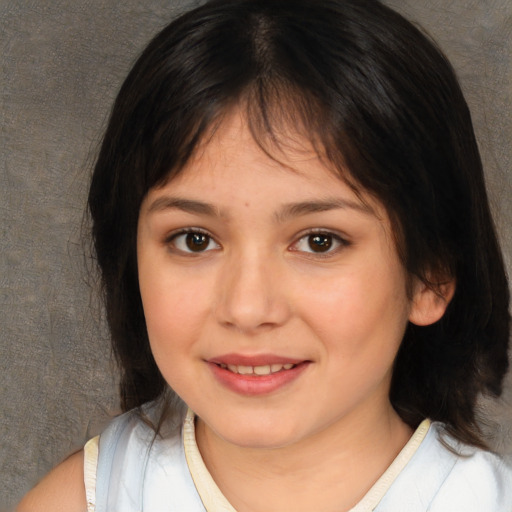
[215,250,291,334]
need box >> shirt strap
[83,435,99,512]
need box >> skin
[16,451,86,511]
[136,110,452,511]
[18,110,453,511]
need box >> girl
[19,0,512,510]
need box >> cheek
[298,263,410,356]
[138,261,209,358]
[140,278,211,396]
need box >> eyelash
[164,228,350,257]
[290,229,350,258]
[165,228,220,254]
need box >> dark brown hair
[88,0,510,448]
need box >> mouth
[207,355,310,395]
[216,362,297,376]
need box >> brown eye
[170,230,220,253]
[308,234,333,252]
[291,231,347,256]
[186,232,210,251]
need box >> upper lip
[207,353,306,366]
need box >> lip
[207,354,310,396]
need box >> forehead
[187,110,324,178]
[152,109,380,215]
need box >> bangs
[155,79,354,189]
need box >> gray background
[1,0,511,508]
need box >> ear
[408,278,455,326]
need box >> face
[137,111,420,450]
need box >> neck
[195,400,413,512]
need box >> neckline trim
[183,410,431,512]
[348,419,431,511]
[183,410,237,512]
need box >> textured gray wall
[1,0,510,508]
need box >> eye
[291,232,347,255]
[168,230,220,253]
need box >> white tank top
[84,407,512,512]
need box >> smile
[218,363,296,376]
[208,356,310,396]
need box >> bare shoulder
[17,450,87,512]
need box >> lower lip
[208,362,310,396]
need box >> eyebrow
[146,195,374,221]
[275,198,374,222]
[147,197,223,217]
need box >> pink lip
[206,354,310,396]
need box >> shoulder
[16,450,87,512]
[416,423,512,511]
[377,421,512,512]
[92,405,196,510]
[98,404,185,473]
[431,439,512,510]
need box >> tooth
[237,365,253,375]
[271,364,283,373]
[254,365,271,375]
[283,363,294,370]
[227,364,238,373]
[219,363,227,369]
